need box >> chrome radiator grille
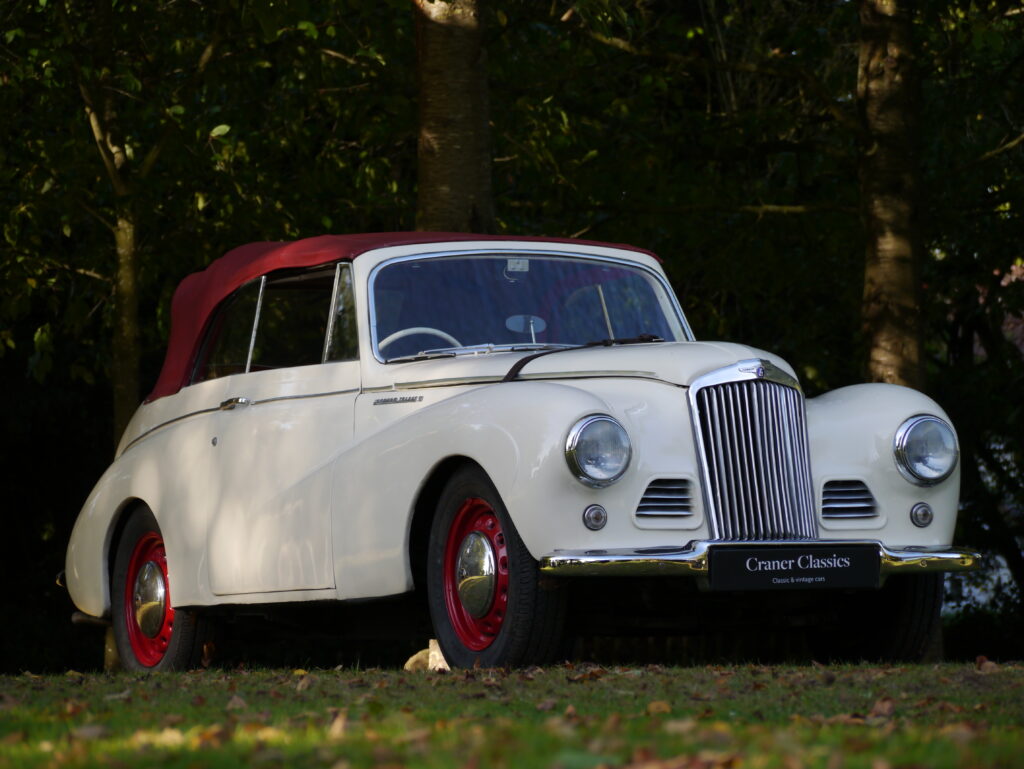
[692,376,817,540]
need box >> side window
[190,264,353,384]
[326,265,358,362]
[250,269,335,370]
[192,279,261,382]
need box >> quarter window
[193,280,261,382]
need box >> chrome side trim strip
[122,407,223,453]
[388,369,661,390]
[539,541,982,577]
[250,387,360,406]
[122,386,361,452]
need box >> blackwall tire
[111,507,209,671]
[426,466,566,668]
[810,573,945,663]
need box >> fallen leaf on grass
[226,694,247,711]
[647,701,672,716]
[104,689,132,702]
[975,656,1000,674]
[868,697,895,719]
[2,731,26,744]
[62,699,87,717]
[296,674,315,692]
[568,666,607,683]
[71,724,109,741]
[664,719,697,735]
[536,698,557,711]
[327,709,348,740]
[129,727,186,748]
[194,723,233,748]
[394,727,432,746]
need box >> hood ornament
[739,361,766,378]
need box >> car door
[202,263,361,596]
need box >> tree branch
[506,200,858,216]
[976,131,1024,164]
[58,1,131,196]
[139,27,224,179]
[582,29,862,137]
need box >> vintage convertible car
[66,233,979,670]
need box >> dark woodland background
[1,0,1022,672]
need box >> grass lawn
[2,661,1022,768]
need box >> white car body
[65,234,979,668]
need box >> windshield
[371,253,688,360]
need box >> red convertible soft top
[147,232,657,401]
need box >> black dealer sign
[708,544,881,591]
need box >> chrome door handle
[219,397,252,410]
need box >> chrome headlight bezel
[565,414,632,488]
[893,414,959,486]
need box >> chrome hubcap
[133,560,167,638]
[455,531,496,618]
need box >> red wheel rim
[443,497,509,651]
[123,531,175,667]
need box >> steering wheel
[378,326,462,352]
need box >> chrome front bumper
[539,540,981,578]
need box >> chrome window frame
[366,249,695,364]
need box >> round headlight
[565,415,632,487]
[893,415,958,486]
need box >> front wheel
[809,573,945,662]
[426,466,566,668]
[111,507,209,671]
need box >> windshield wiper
[384,342,571,364]
[502,334,664,382]
[384,350,459,364]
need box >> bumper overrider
[539,540,981,591]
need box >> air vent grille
[636,478,694,518]
[821,480,877,518]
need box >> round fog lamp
[894,415,958,486]
[582,504,608,531]
[565,415,632,487]
[910,502,934,528]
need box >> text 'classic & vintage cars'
[65,233,980,670]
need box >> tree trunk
[413,0,495,233]
[112,210,140,441]
[858,0,924,388]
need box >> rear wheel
[111,507,209,671]
[427,466,566,668]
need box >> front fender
[806,383,960,546]
[332,381,615,598]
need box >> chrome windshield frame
[366,248,694,364]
